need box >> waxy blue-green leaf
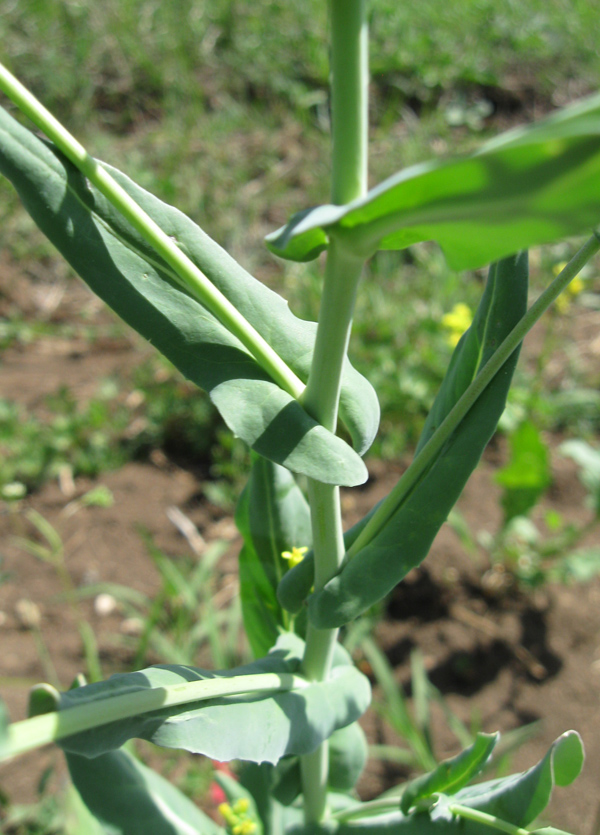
[267,93,600,269]
[308,254,528,627]
[0,105,377,486]
[450,730,584,825]
[289,732,583,835]
[246,721,368,811]
[328,722,369,793]
[400,733,499,814]
[236,455,311,657]
[51,635,370,765]
[66,747,224,835]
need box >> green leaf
[449,730,584,825]
[62,783,109,835]
[258,721,368,807]
[495,421,551,524]
[400,733,499,814]
[328,722,369,792]
[52,635,370,765]
[302,732,584,835]
[0,105,376,486]
[66,746,223,835]
[308,254,528,627]
[267,93,600,269]
[236,455,311,657]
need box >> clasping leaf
[267,93,600,270]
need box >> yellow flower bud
[233,798,250,815]
[281,546,308,569]
[218,803,236,825]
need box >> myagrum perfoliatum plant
[0,2,599,832]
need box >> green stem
[345,232,600,560]
[299,0,369,823]
[330,0,368,205]
[2,672,306,761]
[0,63,304,400]
[299,244,364,823]
[301,240,364,435]
[448,804,532,835]
[329,796,402,823]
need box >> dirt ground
[1,261,599,833]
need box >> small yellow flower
[233,823,257,835]
[218,803,236,825]
[219,799,257,835]
[553,262,584,313]
[441,302,473,348]
[233,799,250,815]
[281,545,308,569]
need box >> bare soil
[1,261,599,833]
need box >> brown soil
[1,262,600,834]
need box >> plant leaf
[267,93,600,269]
[236,455,311,657]
[308,253,528,627]
[448,730,584,825]
[66,746,224,835]
[328,722,369,792]
[0,105,376,486]
[495,421,551,524]
[297,732,584,835]
[259,720,368,808]
[49,635,370,765]
[400,733,499,814]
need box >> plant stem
[330,796,403,822]
[300,239,365,826]
[301,240,365,437]
[0,63,304,400]
[448,804,532,835]
[2,672,306,761]
[299,0,369,823]
[329,0,369,205]
[345,231,600,560]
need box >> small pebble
[120,617,144,636]
[15,599,42,629]
[94,593,118,617]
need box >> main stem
[299,0,368,823]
